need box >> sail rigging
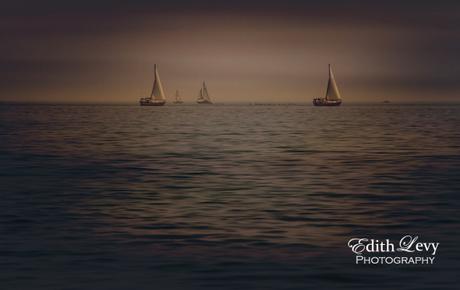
[325,64,341,101]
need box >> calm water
[1,103,459,289]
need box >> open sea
[1,103,459,289]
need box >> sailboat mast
[203,81,210,100]
[150,64,157,99]
[325,64,331,100]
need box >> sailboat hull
[313,98,342,106]
[197,100,213,104]
[139,99,166,106]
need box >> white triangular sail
[197,88,204,101]
[150,64,166,101]
[202,82,211,102]
[197,81,212,103]
[175,90,181,102]
[325,64,341,101]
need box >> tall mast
[150,64,157,99]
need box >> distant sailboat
[197,82,213,104]
[139,64,166,106]
[173,90,183,104]
[313,64,342,106]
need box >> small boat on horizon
[313,64,342,106]
[139,64,166,106]
[173,90,184,104]
[197,81,213,104]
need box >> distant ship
[197,81,213,104]
[173,90,183,104]
[139,64,166,106]
[383,100,391,104]
[313,64,342,106]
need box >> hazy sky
[1,0,460,103]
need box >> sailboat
[173,90,184,104]
[313,64,342,106]
[197,81,213,104]
[139,64,166,106]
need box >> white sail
[325,64,341,101]
[197,88,204,101]
[202,82,211,102]
[175,90,181,102]
[197,81,212,104]
[150,64,166,101]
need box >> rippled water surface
[1,103,459,289]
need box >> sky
[1,0,460,103]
